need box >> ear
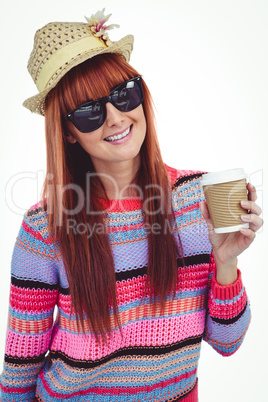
[64,120,78,144]
[65,132,77,144]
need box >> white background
[0,1,267,401]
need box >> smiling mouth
[104,126,131,142]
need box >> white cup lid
[200,168,247,186]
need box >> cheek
[76,136,101,153]
[141,113,147,138]
[67,124,103,149]
[135,106,147,131]
[142,113,147,130]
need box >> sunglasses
[64,76,144,133]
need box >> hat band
[36,36,108,92]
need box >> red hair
[43,53,183,340]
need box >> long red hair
[43,53,183,340]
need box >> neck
[91,156,141,199]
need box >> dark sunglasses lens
[73,101,105,132]
[112,80,142,112]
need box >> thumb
[199,201,214,234]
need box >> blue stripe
[9,307,53,320]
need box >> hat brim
[23,34,134,116]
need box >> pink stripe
[58,265,209,314]
[181,381,198,402]
[209,291,247,319]
[40,367,197,398]
[98,197,142,212]
[165,163,179,184]
[57,293,71,314]
[106,220,145,233]
[164,165,202,185]
[10,285,58,313]
[211,269,243,300]
[50,312,204,361]
[0,383,35,394]
[5,327,53,357]
[28,200,43,211]
[174,203,200,217]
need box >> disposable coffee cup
[200,168,249,233]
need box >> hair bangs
[55,53,140,117]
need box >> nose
[105,102,124,127]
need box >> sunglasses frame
[64,76,144,133]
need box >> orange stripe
[16,238,61,260]
[9,315,53,334]
[58,294,206,332]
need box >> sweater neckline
[94,163,179,212]
[97,196,143,212]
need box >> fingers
[240,182,264,232]
[199,201,214,233]
[247,182,257,202]
[241,199,262,216]
[240,226,256,249]
[241,212,264,232]
[200,182,264,236]
[199,201,209,219]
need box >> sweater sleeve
[203,253,251,356]
[0,205,59,401]
[167,164,252,356]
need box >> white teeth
[105,127,130,142]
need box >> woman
[0,9,263,402]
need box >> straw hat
[23,9,134,116]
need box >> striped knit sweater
[0,165,251,402]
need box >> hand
[200,183,263,285]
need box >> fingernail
[241,200,249,207]
[241,214,250,221]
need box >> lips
[104,126,132,142]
